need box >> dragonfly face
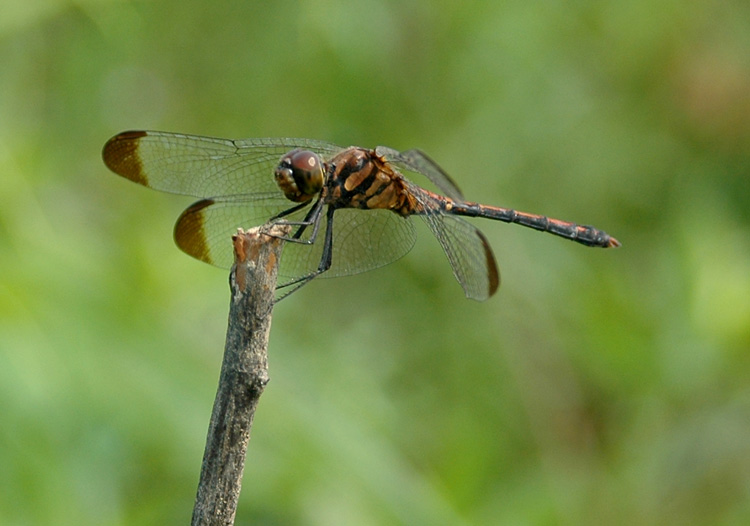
[274,150,325,202]
[102,130,619,301]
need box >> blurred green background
[1,0,749,524]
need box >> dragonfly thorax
[274,149,325,202]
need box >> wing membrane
[103,130,343,198]
[175,197,417,280]
[407,182,499,300]
[174,193,298,268]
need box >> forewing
[102,130,343,198]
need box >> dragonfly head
[275,149,325,202]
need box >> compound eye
[289,150,324,195]
[274,150,324,202]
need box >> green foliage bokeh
[1,1,749,524]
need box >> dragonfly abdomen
[448,200,620,248]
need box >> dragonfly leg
[265,198,325,245]
[275,206,336,301]
[269,201,310,221]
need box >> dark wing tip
[174,198,216,265]
[476,229,500,299]
[485,249,500,299]
[102,130,149,186]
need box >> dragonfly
[102,131,620,301]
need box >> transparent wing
[103,130,343,198]
[376,146,464,201]
[175,197,417,280]
[408,185,500,301]
[419,212,500,300]
[173,193,300,268]
[278,208,417,280]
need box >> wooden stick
[191,225,289,526]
